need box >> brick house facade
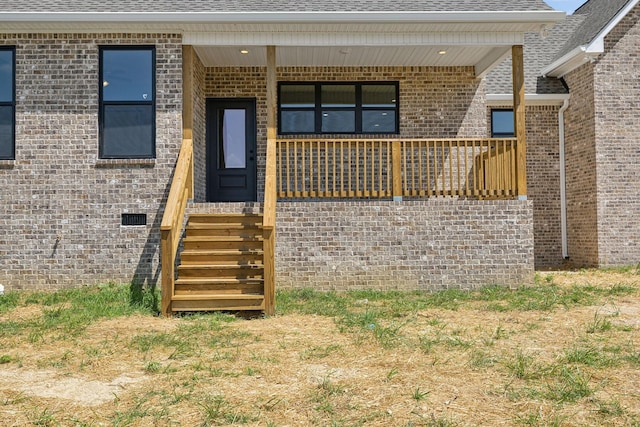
[4,1,606,294]
[533,0,640,267]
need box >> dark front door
[206,99,257,202]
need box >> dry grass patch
[0,269,639,426]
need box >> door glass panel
[219,109,246,169]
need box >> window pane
[102,105,153,157]
[321,85,355,107]
[0,50,13,103]
[362,85,396,107]
[102,49,153,102]
[219,109,246,169]
[362,110,396,133]
[0,105,14,159]
[322,110,355,133]
[281,110,315,133]
[492,110,514,136]
[281,85,315,108]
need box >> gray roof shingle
[0,0,555,13]
[487,15,585,95]
[551,0,632,62]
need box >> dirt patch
[0,368,147,407]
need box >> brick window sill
[0,160,15,169]
[95,158,156,168]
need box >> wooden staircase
[170,213,266,312]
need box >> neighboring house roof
[542,0,638,77]
[0,0,556,12]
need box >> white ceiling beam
[474,46,511,78]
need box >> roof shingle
[0,0,555,13]
[551,0,632,62]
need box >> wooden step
[169,213,267,314]
[183,236,263,251]
[180,249,263,265]
[185,224,263,238]
[177,264,264,278]
[187,214,263,224]
[171,294,265,311]
[174,279,264,296]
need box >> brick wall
[199,65,486,202]
[275,200,534,290]
[563,63,599,266]
[525,105,563,267]
[592,4,640,266]
[192,49,207,202]
[186,199,534,290]
[0,33,183,289]
[485,104,563,268]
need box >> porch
[160,21,535,316]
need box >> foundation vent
[121,213,147,226]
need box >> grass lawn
[0,268,639,426]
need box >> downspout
[558,98,570,259]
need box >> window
[491,109,515,137]
[99,47,155,158]
[279,82,398,134]
[0,47,15,160]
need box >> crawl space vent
[121,213,147,226]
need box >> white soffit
[194,45,512,67]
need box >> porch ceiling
[194,45,509,70]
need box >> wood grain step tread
[180,249,264,255]
[175,278,264,285]
[187,224,263,230]
[178,264,264,269]
[183,236,264,242]
[172,294,264,301]
[188,213,263,218]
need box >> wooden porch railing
[160,138,194,317]
[275,138,518,199]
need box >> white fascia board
[541,0,639,78]
[486,93,570,106]
[0,10,565,25]
[541,45,595,77]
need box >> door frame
[206,98,258,202]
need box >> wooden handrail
[160,138,194,317]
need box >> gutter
[558,98,570,259]
[540,45,600,78]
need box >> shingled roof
[486,15,584,95]
[0,0,555,13]
[488,0,639,96]
[551,0,632,63]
